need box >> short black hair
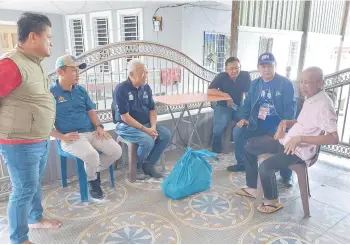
[225,57,240,67]
[17,12,52,43]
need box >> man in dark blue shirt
[228,53,296,188]
[113,59,171,180]
[50,55,122,199]
[208,57,251,156]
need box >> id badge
[231,102,238,111]
[258,106,269,120]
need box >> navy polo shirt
[113,79,155,125]
[50,81,96,134]
[209,71,251,107]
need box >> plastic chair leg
[109,165,115,187]
[60,156,68,188]
[76,159,89,202]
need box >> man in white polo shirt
[236,66,339,214]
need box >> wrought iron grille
[203,32,230,72]
[46,41,350,160]
[69,19,86,56]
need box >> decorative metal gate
[0,41,349,199]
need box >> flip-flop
[236,188,256,199]
[257,203,284,214]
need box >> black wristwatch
[95,124,104,129]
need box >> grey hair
[127,59,144,74]
[303,66,324,82]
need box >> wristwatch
[95,124,104,129]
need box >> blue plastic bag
[162,148,215,200]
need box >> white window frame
[116,8,144,42]
[65,14,89,56]
[0,21,17,25]
[89,11,114,74]
[116,8,144,73]
[89,11,114,47]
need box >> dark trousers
[233,126,292,179]
[244,135,302,200]
[212,105,239,153]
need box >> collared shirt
[113,79,155,125]
[50,81,96,134]
[280,90,338,164]
[208,71,251,108]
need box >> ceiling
[0,0,232,15]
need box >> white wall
[61,2,183,56]
[304,33,341,75]
[181,5,231,65]
[0,9,66,71]
[238,27,303,79]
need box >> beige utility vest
[0,48,56,140]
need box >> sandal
[236,188,256,199]
[257,203,284,214]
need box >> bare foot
[28,218,62,229]
[21,241,33,244]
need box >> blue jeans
[0,140,49,244]
[212,105,238,153]
[116,123,171,168]
[232,126,292,179]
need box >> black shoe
[282,178,293,188]
[142,163,163,179]
[136,168,149,180]
[226,164,245,172]
[88,178,104,199]
[96,172,101,185]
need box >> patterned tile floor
[0,150,350,244]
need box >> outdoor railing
[47,41,350,159]
[48,41,260,123]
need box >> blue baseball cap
[258,52,276,65]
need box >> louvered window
[69,19,85,56]
[203,32,230,72]
[121,15,139,41]
[288,41,298,67]
[92,17,110,73]
[258,37,273,56]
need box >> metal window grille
[121,15,140,70]
[121,15,139,41]
[258,37,273,56]
[92,17,110,73]
[203,32,230,72]
[287,40,298,67]
[69,19,85,56]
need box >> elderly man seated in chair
[113,59,171,180]
[50,55,122,199]
[236,67,339,214]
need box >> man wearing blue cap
[50,55,122,199]
[229,52,296,190]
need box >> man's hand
[226,99,233,108]
[284,136,302,155]
[237,119,249,128]
[150,125,158,139]
[94,126,112,140]
[143,127,158,140]
[62,132,80,143]
[274,120,287,140]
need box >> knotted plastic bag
[162,148,215,200]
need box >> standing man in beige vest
[0,13,62,244]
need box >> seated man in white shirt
[236,66,339,213]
